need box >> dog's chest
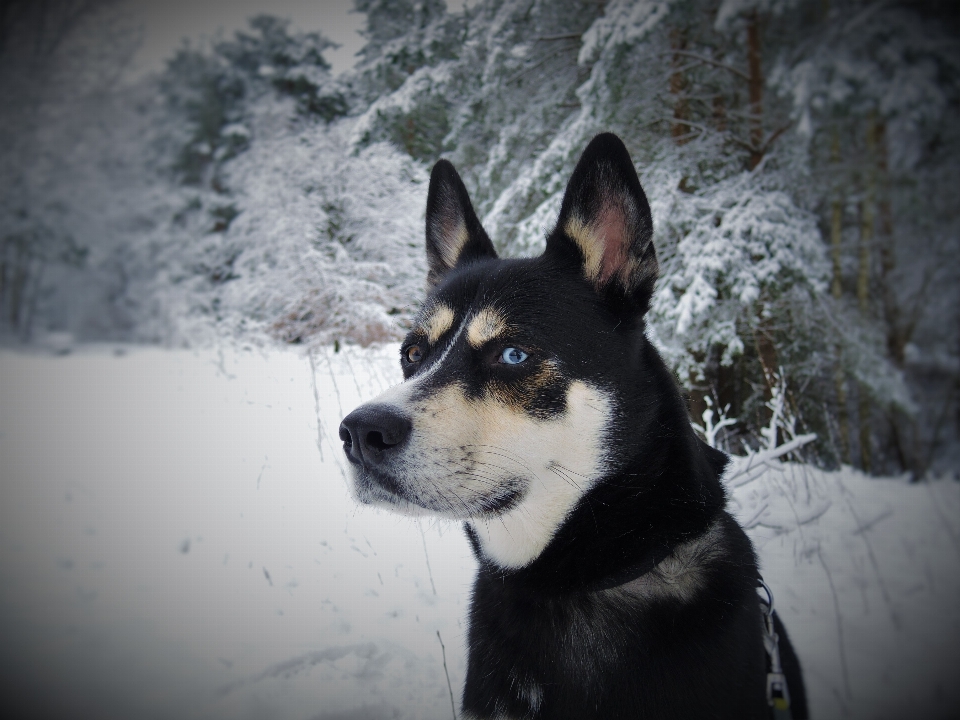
[462,558,770,720]
[464,575,644,717]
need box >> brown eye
[406,345,423,363]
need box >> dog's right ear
[425,160,497,288]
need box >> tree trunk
[754,318,780,444]
[0,242,8,322]
[670,27,690,145]
[754,315,779,398]
[9,265,26,327]
[835,364,850,463]
[755,305,779,417]
[20,256,43,342]
[829,126,850,463]
[830,125,843,302]
[832,197,850,462]
[874,118,922,477]
[956,314,960,445]
[858,388,872,473]
[857,113,878,473]
[713,93,727,133]
[857,205,872,316]
[875,119,904,367]
[831,199,843,298]
[8,240,28,328]
[746,10,764,170]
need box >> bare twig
[758,122,793,155]
[851,508,893,535]
[340,348,365,399]
[924,481,960,556]
[256,456,268,489]
[507,46,577,84]
[722,134,758,153]
[322,349,351,477]
[817,545,852,701]
[924,379,958,475]
[535,33,581,42]
[324,349,344,418]
[843,0,895,33]
[843,495,900,628]
[419,520,438,595]
[729,128,791,157]
[650,116,714,139]
[658,50,750,81]
[902,259,939,348]
[725,434,818,487]
[308,350,324,461]
[437,630,457,720]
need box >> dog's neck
[464,379,616,570]
[465,507,727,601]
[464,432,727,593]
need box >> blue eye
[500,347,528,365]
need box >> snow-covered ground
[0,345,957,720]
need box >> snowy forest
[1,0,958,475]
[2,3,960,719]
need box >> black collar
[586,543,676,592]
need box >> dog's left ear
[548,133,658,308]
[425,159,497,288]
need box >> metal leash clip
[758,579,792,719]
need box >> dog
[339,133,807,719]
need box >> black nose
[339,404,412,467]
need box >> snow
[577,0,673,67]
[0,344,470,720]
[726,454,960,718]
[714,0,801,31]
[1,345,958,719]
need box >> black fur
[425,158,498,289]
[340,133,806,719]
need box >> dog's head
[340,134,660,568]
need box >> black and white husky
[339,134,806,719]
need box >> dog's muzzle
[339,404,412,468]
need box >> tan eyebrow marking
[421,303,456,344]
[467,307,507,348]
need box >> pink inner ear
[597,201,629,284]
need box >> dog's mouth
[364,468,406,499]
[350,465,414,505]
[349,463,526,519]
[465,480,525,516]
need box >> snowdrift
[0,345,957,719]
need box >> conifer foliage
[1,0,956,474]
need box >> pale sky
[128,0,362,78]
[126,0,467,78]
